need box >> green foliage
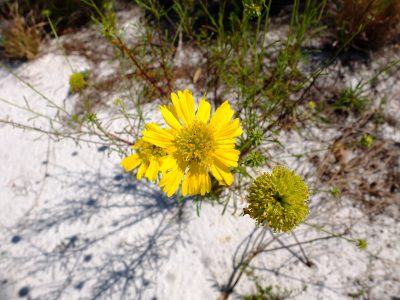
[356,239,368,250]
[167,0,326,159]
[244,150,266,167]
[244,283,291,300]
[243,0,263,18]
[330,186,341,198]
[85,112,97,123]
[331,87,369,114]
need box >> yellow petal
[213,149,240,168]
[120,154,141,172]
[210,161,234,186]
[145,159,159,182]
[142,123,174,148]
[182,174,193,196]
[160,167,184,197]
[215,138,236,149]
[182,163,211,196]
[182,89,195,121]
[160,155,176,172]
[200,171,211,195]
[210,101,235,129]
[196,97,211,123]
[160,105,182,131]
[137,163,147,180]
[171,92,190,125]
[145,123,175,139]
[182,163,199,196]
[214,118,243,140]
[168,104,179,119]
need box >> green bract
[245,166,310,232]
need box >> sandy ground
[0,50,400,300]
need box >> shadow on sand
[2,163,189,300]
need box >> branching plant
[1,0,399,298]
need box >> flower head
[142,89,242,197]
[69,72,87,93]
[120,138,166,182]
[245,166,309,232]
[360,134,374,148]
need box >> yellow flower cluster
[121,89,243,197]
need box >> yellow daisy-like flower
[120,138,166,182]
[142,89,242,197]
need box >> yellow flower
[308,100,316,110]
[120,138,166,182]
[142,89,242,197]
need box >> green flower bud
[245,166,310,232]
[42,9,51,17]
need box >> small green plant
[69,72,87,93]
[244,150,266,167]
[330,186,341,198]
[331,87,369,114]
[244,283,291,300]
[356,239,368,250]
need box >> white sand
[1,53,399,300]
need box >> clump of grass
[0,3,44,60]
[331,87,369,114]
[334,0,400,49]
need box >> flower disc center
[175,121,215,164]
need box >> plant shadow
[1,164,189,300]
